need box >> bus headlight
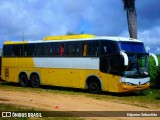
[122,82,133,86]
[145,81,150,84]
[142,72,148,76]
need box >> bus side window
[50,48,53,55]
[65,42,81,56]
[27,44,35,56]
[65,42,72,56]
[100,41,117,55]
[35,44,41,56]
[83,43,87,56]
[75,43,81,56]
[35,43,50,56]
[12,45,23,57]
[3,45,12,57]
[59,43,64,56]
[86,41,99,56]
[72,42,81,56]
[23,45,27,56]
[44,43,50,56]
[100,56,119,74]
[50,43,60,56]
[108,41,117,54]
[102,46,107,55]
[108,57,119,74]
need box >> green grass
[0,82,160,109]
[0,103,32,120]
[86,89,160,108]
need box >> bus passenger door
[100,55,121,92]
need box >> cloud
[0,0,159,55]
[137,0,160,30]
[145,46,151,52]
[0,0,126,41]
[137,26,160,54]
[138,26,160,46]
[120,26,160,46]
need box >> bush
[149,55,160,88]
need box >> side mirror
[149,53,159,66]
[120,51,129,66]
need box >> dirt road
[0,86,159,120]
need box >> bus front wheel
[19,74,28,87]
[30,74,40,88]
[88,78,101,94]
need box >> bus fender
[19,71,29,81]
[29,72,41,82]
[85,75,102,90]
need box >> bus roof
[43,34,95,40]
[95,36,142,42]
[3,34,143,45]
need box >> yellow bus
[1,34,158,93]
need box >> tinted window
[109,57,119,73]
[3,45,12,57]
[50,42,61,56]
[27,44,36,56]
[35,43,50,56]
[23,45,27,56]
[82,41,99,56]
[44,43,50,56]
[120,42,146,53]
[12,45,23,56]
[59,43,64,56]
[100,41,118,55]
[65,42,81,56]
[100,55,119,74]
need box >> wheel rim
[89,80,100,93]
[91,82,98,91]
[31,75,39,87]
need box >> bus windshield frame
[120,53,149,78]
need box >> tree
[123,0,137,39]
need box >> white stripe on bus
[33,57,99,70]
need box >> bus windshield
[121,54,149,78]
[120,42,146,53]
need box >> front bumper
[119,83,150,92]
[119,77,150,92]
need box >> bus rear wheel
[30,74,40,88]
[88,78,101,94]
[19,74,28,87]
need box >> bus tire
[30,74,40,88]
[19,74,28,87]
[87,77,101,94]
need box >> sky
[0,0,160,54]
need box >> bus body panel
[1,34,156,93]
[1,57,151,93]
[1,57,102,89]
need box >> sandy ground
[0,86,159,120]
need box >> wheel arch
[18,71,29,82]
[85,75,102,90]
[29,72,41,83]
